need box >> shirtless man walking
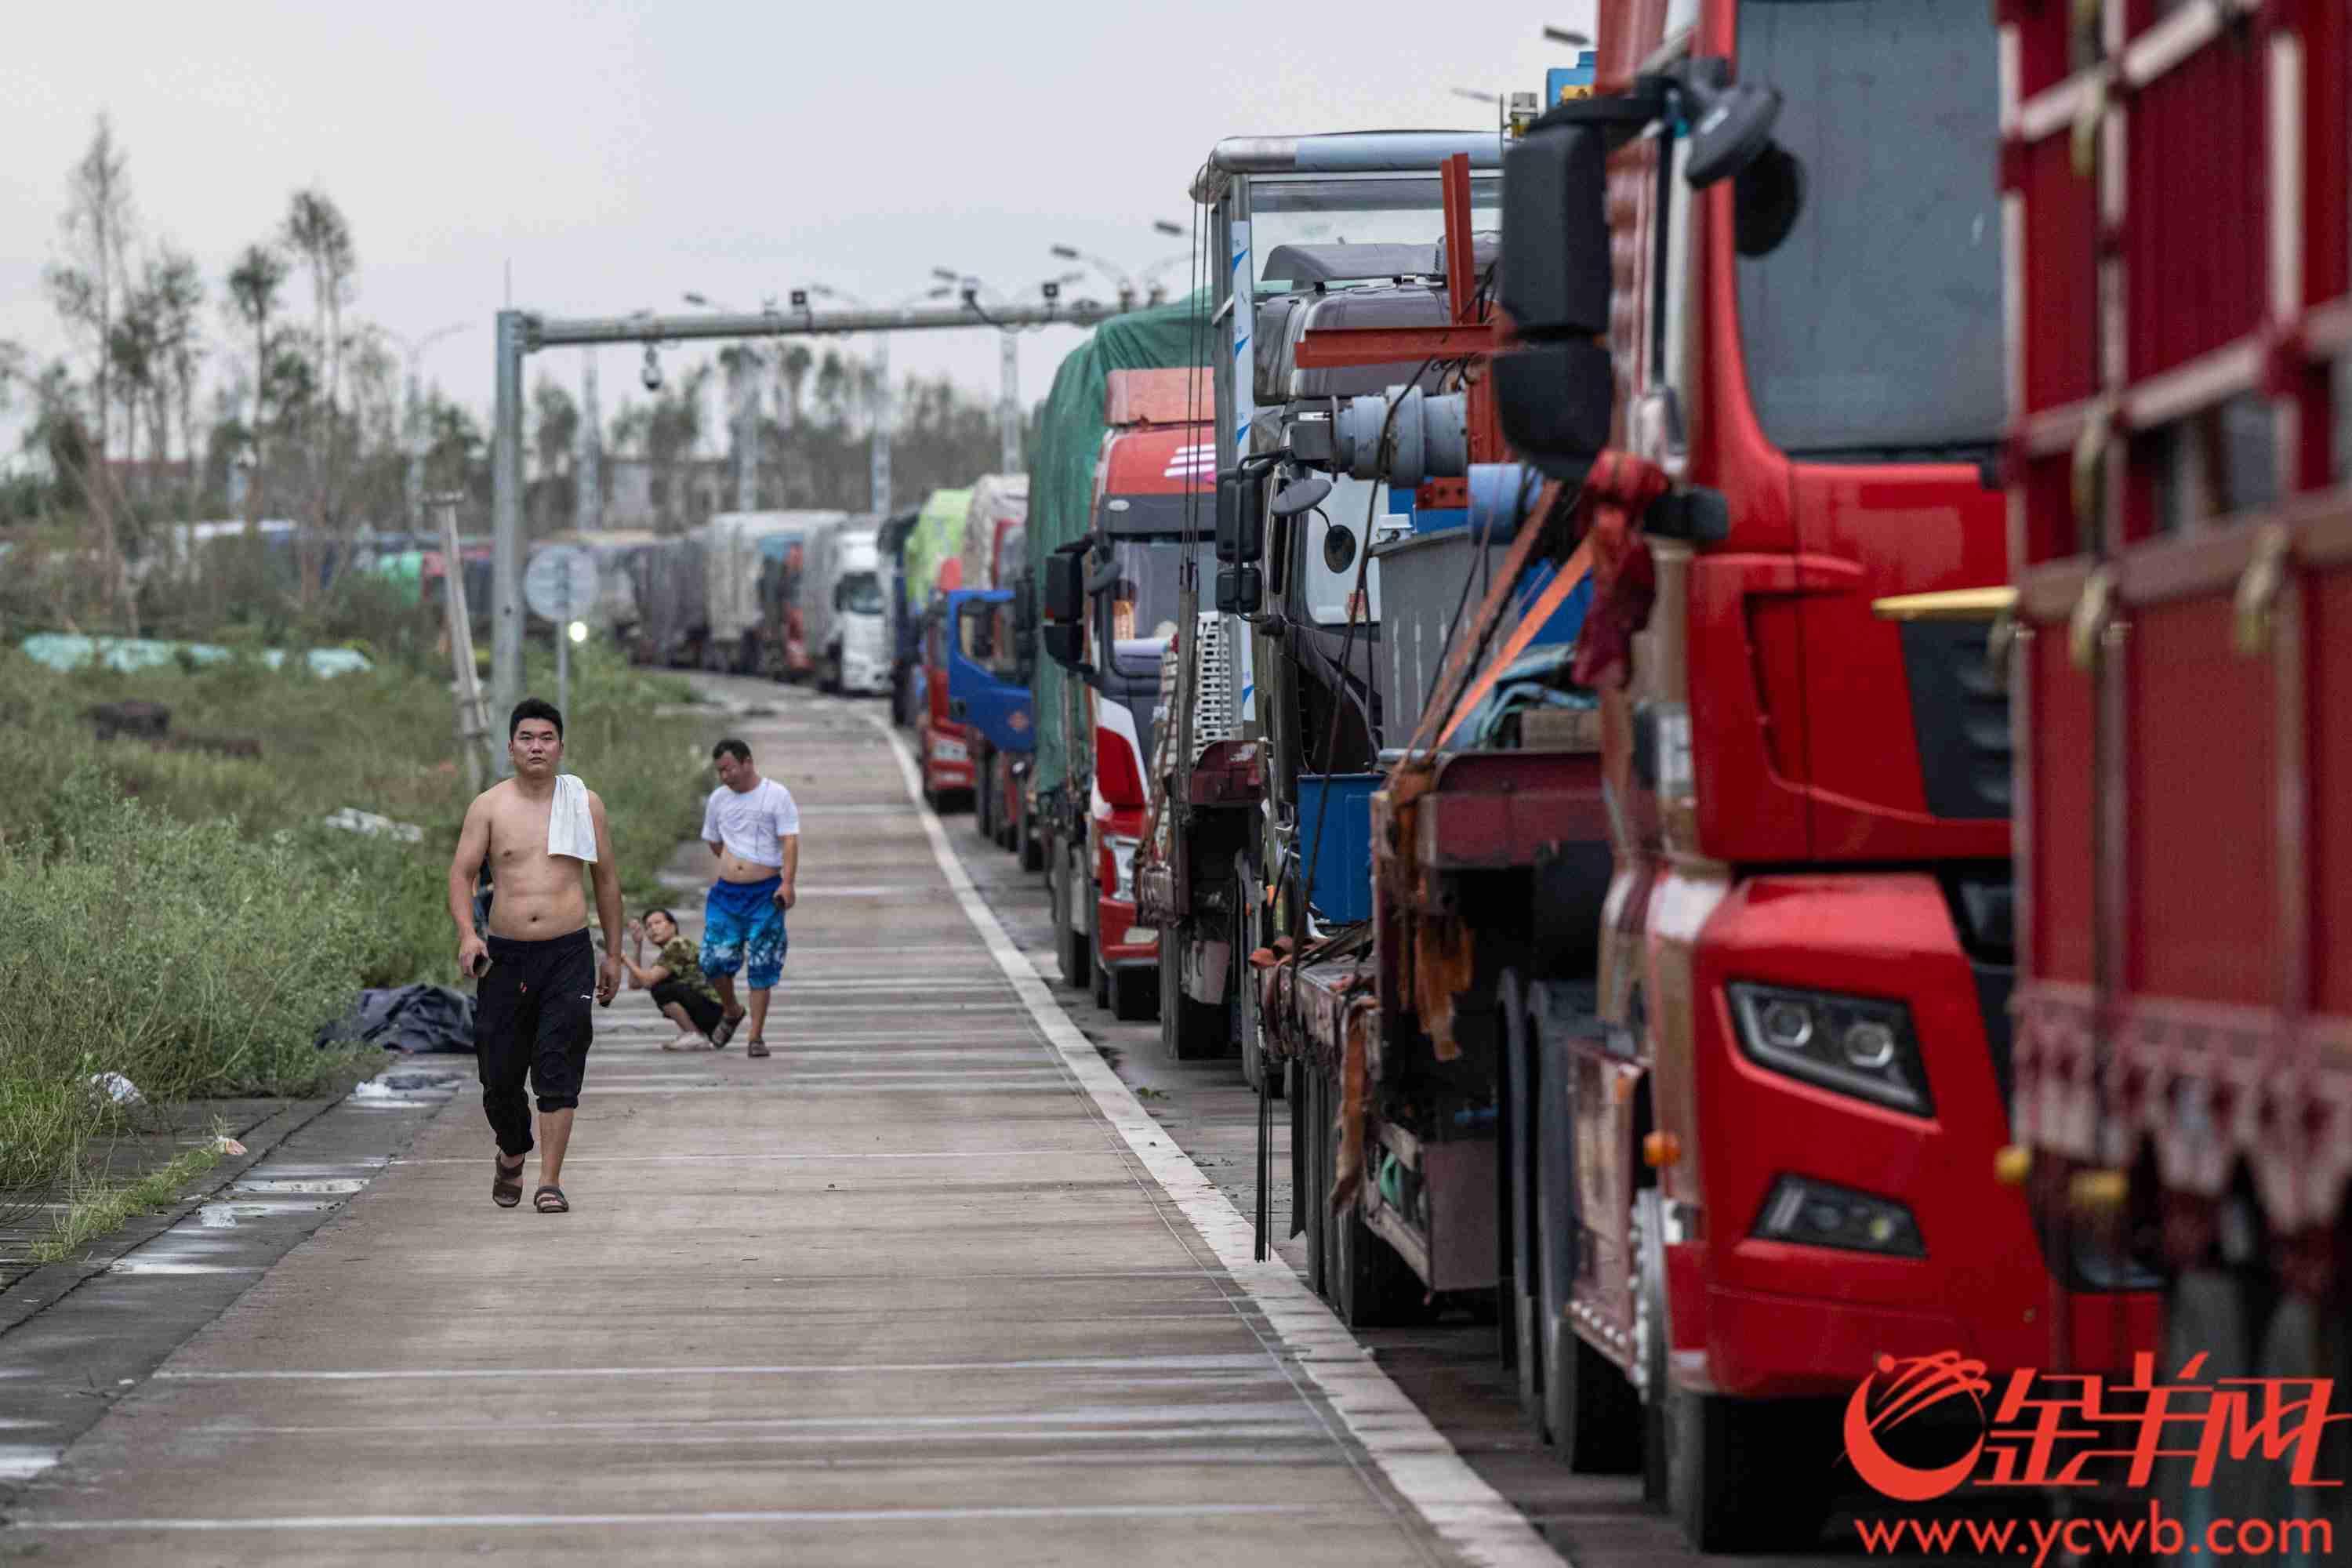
[448,698,622,1214]
[701,738,799,1058]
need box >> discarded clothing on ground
[314,984,476,1054]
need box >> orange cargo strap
[1436,537,1594,749]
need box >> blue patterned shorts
[701,876,787,991]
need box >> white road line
[205,1402,1316,1436]
[22,1501,1340,1533]
[866,713,1566,1568]
[155,1353,1272,1382]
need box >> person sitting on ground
[619,909,724,1051]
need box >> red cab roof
[1098,425,1214,498]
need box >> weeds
[31,1136,227,1265]
[0,634,712,1213]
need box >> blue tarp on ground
[19,634,374,678]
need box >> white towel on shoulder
[548,774,597,862]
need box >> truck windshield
[1733,0,2004,459]
[1250,174,1500,292]
[837,570,884,615]
[1101,539,1218,677]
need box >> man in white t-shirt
[698,737,800,1058]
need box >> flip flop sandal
[746,1039,770,1058]
[534,1185,569,1214]
[711,1011,745,1047]
[492,1158,524,1208]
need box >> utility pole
[870,331,892,514]
[579,352,602,532]
[492,309,526,735]
[1000,332,1021,474]
[731,352,757,512]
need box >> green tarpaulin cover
[904,488,972,618]
[1025,294,1211,797]
[20,634,374,678]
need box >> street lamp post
[1048,245,1137,310]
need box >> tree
[280,189,355,594]
[225,242,288,525]
[778,343,812,430]
[281,190,354,412]
[531,379,579,533]
[43,114,136,618]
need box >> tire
[1538,1026,1638,1472]
[2251,1292,2350,1567]
[1333,1186,1430,1329]
[2155,1271,2270,1551]
[1502,971,1543,1429]
[1232,868,1279,1096]
[1635,1188,1671,1506]
[1300,1065,1330,1298]
[1157,925,1227,1060]
[1663,1385,1835,1552]
[974,761,996,843]
[1110,961,1156,1022]
[1090,895,1112,1011]
[1052,843,1091,992]
[1019,806,1044,873]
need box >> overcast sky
[1,1,1596,474]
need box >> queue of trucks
[574,13,2348,1546]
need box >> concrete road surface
[3,688,1556,1566]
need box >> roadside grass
[29,1135,227,1265]
[0,634,715,1221]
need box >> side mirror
[1215,466,1267,566]
[1041,621,1086,670]
[1676,60,1783,189]
[1043,544,1085,622]
[1495,340,1614,482]
[1216,564,1262,615]
[1500,122,1610,338]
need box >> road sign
[524,546,600,623]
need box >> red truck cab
[1489,3,2153,1548]
[917,558,971,807]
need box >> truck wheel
[1502,972,1543,1430]
[974,764,995,843]
[2156,1271,2268,1548]
[1019,806,1044,873]
[1333,1189,1430,1329]
[1664,1385,1836,1552]
[1538,1021,1638,1472]
[1052,845,1091,992]
[1635,1188,1671,1506]
[1299,1066,1329,1298]
[1110,963,1156,1022]
[2251,1292,2349,1563]
[1232,876,1279,1095]
[1156,926,1225,1058]
[1088,895,1112,1011]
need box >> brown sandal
[711,1010,746,1047]
[534,1185,569,1214]
[492,1156,524,1208]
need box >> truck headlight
[1752,1174,1926,1258]
[1726,982,1932,1116]
[1107,834,1140,902]
[931,735,968,763]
